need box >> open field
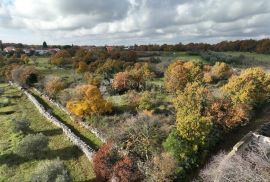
[0,83,95,181]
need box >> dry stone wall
[9,82,95,161]
[31,88,107,143]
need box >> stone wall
[9,82,95,161]
[31,88,107,143]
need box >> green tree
[43,41,48,48]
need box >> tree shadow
[0,153,28,166]
[46,146,84,160]
[37,128,63,136]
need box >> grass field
[0,83,95,181]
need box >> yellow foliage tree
[173,82,213,144]
[21,54,30,64]
[66,84,112,116]
[165,61,203,92]
[211,62,233,80]
[222,67,270,106]
[76,61,88,73]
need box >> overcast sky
[0,0,270,45]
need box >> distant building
[4,46,15,53]
[106,46,114,52]
[35,49,49,55]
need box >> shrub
[11,119,30,134]
[75,61,88,73]
[15,133,49,159]
[21,54,31,64]
[66,84,112,116]
[112,71,131,91]
[11,65,38,87]
[115,114,165,160]
[30,159,72,182]
[112,156,142,182]
[165,61,203,93]
[173,82,213,145]
[137,91,157,111]
[44,76,64,97]
[112,63,155,92]
[51,50,71,66]
[93,142,119,181]
[93,142,142,182]
[211,62,233,80]
[84,73,101,87]
[222,67,270,106]
[206,98,251,129]
[163,130,199,177]
[141,152,178,182]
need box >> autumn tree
[112,71,131,91]
[222,67,270,106]
[173,82,213,145]
[76,61,88,73]
[11,65,38,87]
[165,61,203,92]
[112,63,155,91]
[93,142,141,182]
[51,50,71,66]
[44,76,65,97]
[21,54,30,64]
[66,84,112,117]
[206,98,251,129]
[211,62,233,80]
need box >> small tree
[222,67,270,106]
[44,76,65,97]
[173,82,213,145]
[165,61,203,93]
[15,133,49,159]
[66,84,112,116]
[30,159,72,182]
[43,41,48,48]
[211,62,233,80]
[11,65,38,87]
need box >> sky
[0,0,270,45]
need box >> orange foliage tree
[51,50,71,66]
[66,84,112,116]
[44,76,65,97]
[165,61,203,93]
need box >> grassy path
[0,83,95,181]
[29,89,103,150]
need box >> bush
[11,65,38,87]
[211,62,233,80]
[165,61,203,93]
[93,142,141,182]
[115,114,165,160]
[222,67,270,106]
[173,82,213,145]
[163,129,199,178]
[15,133,49,159]
[30,159,72,182]
[137,91,157,111]
[44,76,65,97]
[11,119,30,134]
[66,84,112,116]
[51,50,71,67]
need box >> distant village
[0,40,133,57]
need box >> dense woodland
[1,39,270,181]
